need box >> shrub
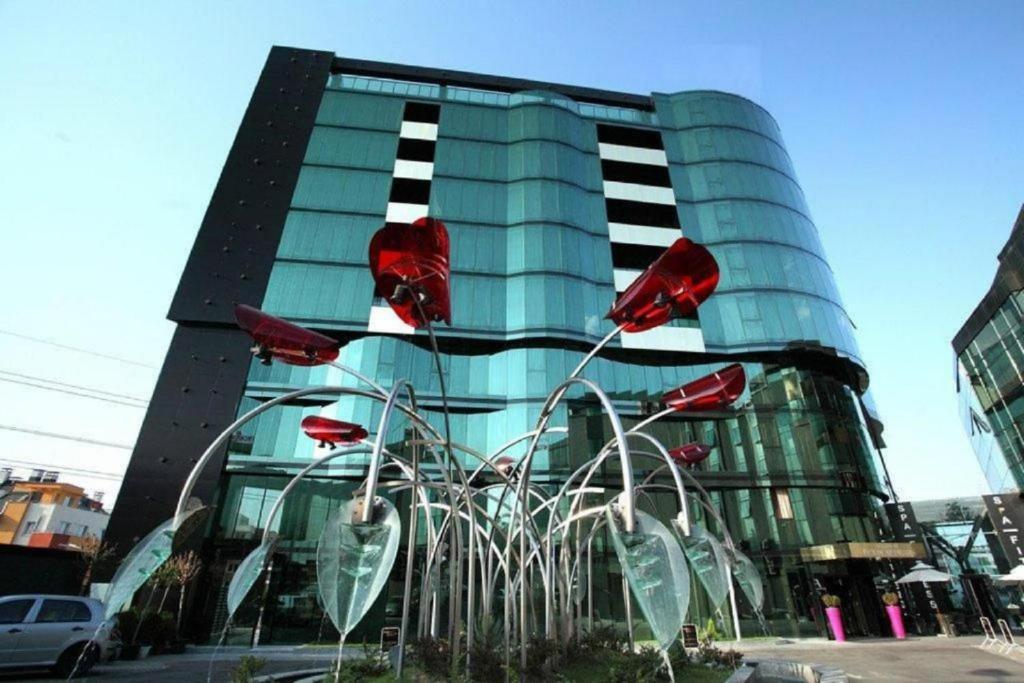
[230,655,266,683]
[698,617,721,645]
[468,622,506,682]
[114,609,140,645]
[327,649,389,683]
[695,642,744,669]
[137,610,175,652]
[577,622,630,654]
[609,646,666,682]
[409,636,451,679]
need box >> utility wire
[0,424,133,450]
[0,377,147,409]
[0,369,148,403]
[0,329,156,369]
[0,458,123,481]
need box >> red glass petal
[669,442,712,466]
[300,416,368,447]
[661,363,745,412]
[606,238,719,333]
[234,305,340,366]
[368,217,451,328]
[494,456,516,476]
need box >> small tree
[144,560,178,613]
[169,551,203,636]
[76,535,116,596]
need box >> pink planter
[826,606,846,642]
[886,604,906,639]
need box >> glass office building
[106,47,898,643]
[955,207,1024,493]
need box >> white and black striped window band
[597,124,697,325]
[369,101,442,335]
[385,101,440,224]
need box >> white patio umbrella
[995,564,1024,585]
[896,561,953,584]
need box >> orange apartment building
[0,480,108,549]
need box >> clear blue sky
[1,1,1022,504]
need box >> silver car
[0,595,118,676]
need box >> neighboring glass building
[106,47,900,643]
[955,206,1024,493]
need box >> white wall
[13,502,109,545]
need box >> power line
[0,458,123,481]
[0,369,149,403]
[0,329,156,369]
[0,377,147,409]
[0,424,133,450]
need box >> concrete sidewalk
[732,635,1023,681]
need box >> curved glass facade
[957,290,1024,492]
[191,65,890,643]
[657,92,862,366]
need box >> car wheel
[54,642,99,678]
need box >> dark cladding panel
[168,46,333,325]
[102,325,254,564]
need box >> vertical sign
[882,502,931,633]
[884,502,923,542]
[982,494,1024,569]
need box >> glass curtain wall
[958,290,1024,492]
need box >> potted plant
[822,594,846,642]
[882,592,906,640]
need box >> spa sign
[982,494,1024,569]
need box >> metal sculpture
[104,220,766,681]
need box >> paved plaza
[0,637,1021,681]
[737,635,1024,681]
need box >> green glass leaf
[103,507,205,621]
[226,536,278,622]
[673,521,730,609]
[728,547,764,611]
[606,504,690,652]
[316,497,401,637]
